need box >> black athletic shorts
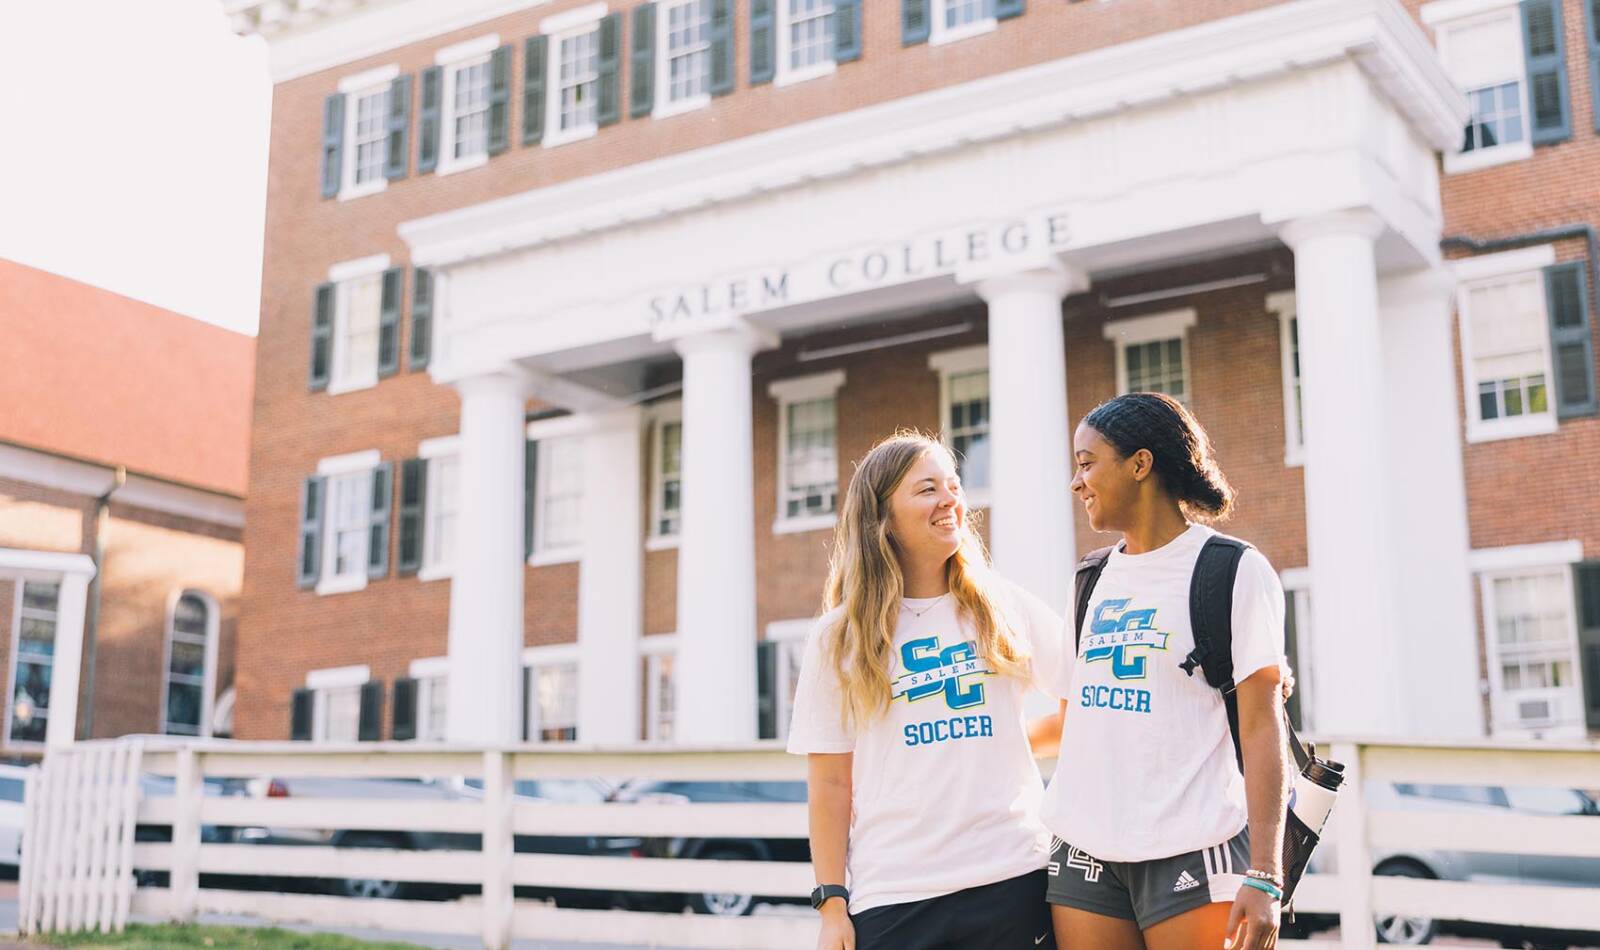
[850,869,1056,950]
[1044,826,1251,930]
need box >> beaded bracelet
[1245,869,1285,889]
[1240,877,1283,902]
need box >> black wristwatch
[810,884,849,910]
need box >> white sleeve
[1230,548,1286,686]
[785,614,856,755]
[1007,584,1068,697]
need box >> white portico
[401,0,1479,744]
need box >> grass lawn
[29,924,429,949]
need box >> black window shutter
[1522,0,1572,145]
[1544,261,1597,417]
[378,267,403,379]
[750,0,775,85]
[398,458,427,576]
[1586,0,1600,133]
[524,438,538,559]
[1282,589,1304,732]
[488,44,513,155]
[994,0,1024,21]
[418,66,443,173]
[358,681,385,741]
[833,0,862,64]
[523,35,548,145]
[1575,562,1600,731]
[597,13,623,126]
[321,93,345,199]
[709,0,735,96]
[385,74,412,181]
[290,688,314,741]
[297,476,325,590]
[310,282,335,391]
[903,0,930,46]
[631,3,657,118]
[409,267,433,371]
[392,677,419,741]
[756,642,777,739]
[368,461,394,579]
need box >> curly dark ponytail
[1082,393,1235,522]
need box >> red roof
[0,259,254,497]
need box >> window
[162,592,215,737]
[551,27,601,143]
[758,621,810,740]
[424,454,460,578]
[929,347,990,502]
[411,657,449,742]
[777,0,834,84]
[770,370,845,533]
[526,662,578,742]
[531,435,584,563]
[1104,309,1196,404]
[1473,542,1587,739]
[323,254,392,395]
[931,0,996,45]
[1455,247,1559,443]
[326,471,373,584]
[307,666,369,743]
[7,580,58,745]
[332,64,400,200]
[1281,570,1313,732]
[657,0,712,115]
[1427,4,1532,173]
[649,405,683,546]
[435,35,500,174]
[312,449,387,596]
[645,649,676,742]
[1268,292,1305,466]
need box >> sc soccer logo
[889,637,992,709]
[1081,600,1170,681]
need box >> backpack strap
[1185,534,1250,769]
[1073,546,1116,654]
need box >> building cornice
[0,442,245,529]
[399,0,1465,270]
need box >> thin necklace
[901,592,949,618]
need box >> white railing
[20,736,1600,949]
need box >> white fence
[19,736,1600,949]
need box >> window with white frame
[1280,570,1313,733]
[758,621,810,740]
[308,666,368,743]
[327,254,390,395]
[411,657,449,742]
[932,0,996,45]
[929,347,990,501]
[436,35,498,173]
[778,0,834,83]
[526,661,578,742]
[7,580,59,745]
[424,454,460,576]
[335,64,398,200]
[650,407,683,543]
[553,26,601,140]
[658,0,712,112]
[162,592,215,737]
[1269,293,1305,465]
[1426,3,1531,172]
[1455,248,1558,442]
[1104,309,1196,404]
[1475,545,1586,738]
[316,449,380,595]
[771,371,844,530]
[644,648,676,742]
[531,435,584,562]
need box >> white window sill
[544,124,598,149]
[435,152,489,177]
[645,534,680,552]
[417,563,453,583]
[1444,141,1532,175]
[773,512,837,535]
[1465,412,1558,444]
[529,548,582,567]
[775,60,836,88]
[326,375,379,396]
[338,178,388,202]
[930,18,997,47]
[316,574,369,597]
[653,94,711,121]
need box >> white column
[44,571,92,749]
[1280,210,1404,737]
[577,408,644,745]
[447,369,529,745]
[1378,268,1480,737]
[673,324,774,745]
[975,265,1084,615]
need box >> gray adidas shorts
[1044,825,1250,930]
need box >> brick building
[227,0,1600,747]
[0,259,253,754]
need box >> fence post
[1331,742,1375,950]
[482,749,514,950]
[170,746,201,925]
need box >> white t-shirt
[786,581,1066,914]
[1039,524,1284,863]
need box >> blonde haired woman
[787,431,1065,950]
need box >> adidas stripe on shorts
[1043,826,1250,930]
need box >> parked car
[1287,782,1600,948]
[613,779,810,917]
[132,773,252,888]
[0,763,29,870]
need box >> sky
[0,1,271,337]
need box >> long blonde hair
[822,431,1030,728]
